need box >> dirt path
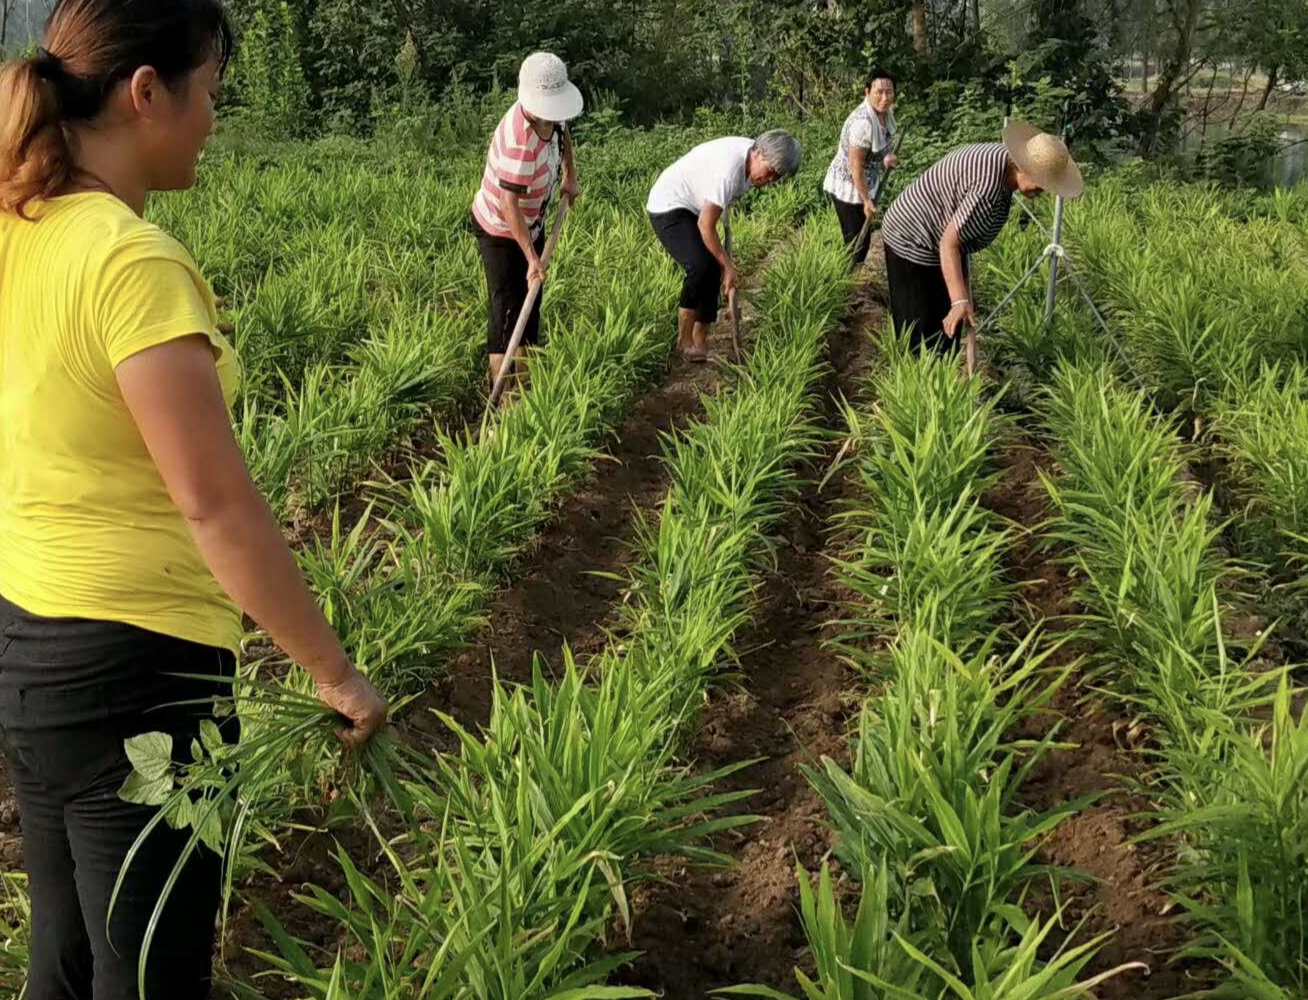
[619,274,884,997]
[985,436,1198,1000]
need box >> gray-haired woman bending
[646,130,802,361]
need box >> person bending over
[879,121,1082,354]
[646,129,802,362]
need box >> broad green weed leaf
[119,770,173,807]
[124,732,173,781]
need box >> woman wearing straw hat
[472,52,583,392]
[879,121,1082,354]
[646,129,803,362]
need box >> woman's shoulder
[99,206,202,277]
[36,194,198,273]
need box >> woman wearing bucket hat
[472,52,583,392]
[646,129,802,361]
[879,121,1082,354]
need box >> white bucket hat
[518,52,584,123]
[1002,121,1084,199]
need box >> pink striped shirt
[472,102,562,239]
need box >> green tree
[230,0,312,137]
[1016,0,1130,147]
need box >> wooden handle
[964,267,978,377]
[724,210,745,361]
[488,197,572,408]
[728,288,743,362]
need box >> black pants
[649,209,721,323]
[0,594,235,1000]
[474,219,547,355]
[884,242,968,354]
[830,195,872,267]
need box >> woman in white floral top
[824,68,899,267]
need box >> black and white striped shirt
[881,143,1014,266]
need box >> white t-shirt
[647,137,754,215]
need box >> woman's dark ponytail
[0,53,72,216]
[0,0,233,218]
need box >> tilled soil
[617,278,884,997]
[986,435,1206,1000]
[412,350,724,735]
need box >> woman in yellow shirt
[0,1,387,996]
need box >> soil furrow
[620,274,884,998]
[986,435,1196,1000]
[415,353,724,734]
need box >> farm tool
[488,195,573,411]
[852,126,905,261]
[723,208,744,362]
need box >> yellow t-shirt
[0,193,243,654]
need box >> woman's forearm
[115,336,386,741]
[187,484,351,686]
[698,208,732,269]
[940,226,970,302]
[850,147,872,204]
[503,192,539,261]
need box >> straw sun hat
[1002,121,1083,199]
[518,52,584,123]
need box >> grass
[0,873,28,999]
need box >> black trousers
[0,593,236,1000]
[884,242,968,354]
[649,209,721,323]
[474,219,547,355]
[830,195,872,267]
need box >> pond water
[1180,120,1306,187]
[1276,127,1306,187]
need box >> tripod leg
[1015,196,1053,239]
[975,251,1050,334]
[1044,254,1061,327]
[1062,265,1147,390]
[1043,197,1066,328]
[1061,260,1115,339]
